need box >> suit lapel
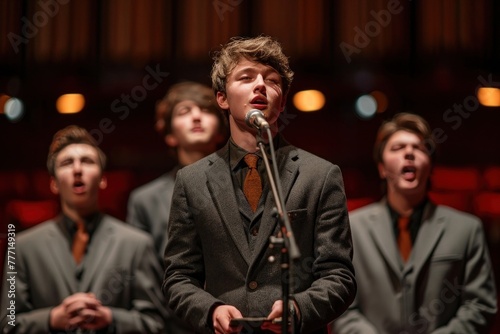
[206,147,252,265]
[368,203,402,275]
[46,221,78,293]
[80,217,116,291]
[410,203,445,276]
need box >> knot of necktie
[72,220,89,264]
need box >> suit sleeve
[430,219,497,334]
[110,236,167,334]
[292,164,357,332]
[162,169,222,333]
[0,235,53,333]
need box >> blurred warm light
[370,90,388,113]
[0,94,11,114]
[56,94,85,114]
[355,94,377,119]
[293,90,325,112]
[5,97,24,122]
[477,87,500,107]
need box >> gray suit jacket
[332,200,497,334]
[127,167,179,261]
[1,215,167,333]
[163,139,356,334]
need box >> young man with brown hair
[163,36,356,334]
[1,125,167,333]
[332,113,497,334]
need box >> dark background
[1,1,500,329]
[1,0,499,175]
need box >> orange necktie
[398,216,412,262]
[243,154,262,212]
[72,220,89,264]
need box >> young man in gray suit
[1,126,166,333]
[163,36,356,334]
[332,113,497,333]
[127,81,228,262]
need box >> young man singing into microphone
[162,35,356,334]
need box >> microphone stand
[255,127,300,334]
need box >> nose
[72,160,83,173]
[253,75,266,94]
[404,146,415,160]
[190,106,202,120]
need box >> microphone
[245,109,269,130]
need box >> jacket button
[251,227,259,236]
[248,281,258,290]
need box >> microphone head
[245,109,270,130]
[245,109,264,128]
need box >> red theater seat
[0,171,30,200]
[474,192,500,219]
[483,166,500,191]
[5,199,59,230]
[347,197,376,212]
[428,191,474,213]
[430,166,480,192]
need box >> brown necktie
[72,220,89,264]
[398,216,412,262]
[243,154,262,212]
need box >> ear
[50,177,59,195]
[279,94,287,113]
[165,134,179,148]
[377,162,386,179]
[99,175,108,190]
[216,91,229,110]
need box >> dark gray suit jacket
[332,200,497,334]
[1,215,167,333]
[163,139,356,334]
[127,167,179,261]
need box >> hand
[261,300,284,333]
[49,293,111,331]
[212,305,243,334]
[79,304,113,330]
[261,300,300,333]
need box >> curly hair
[211,35,294,97]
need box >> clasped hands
[50,292,112,331]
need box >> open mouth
[402,166,416,180]
[251,96,268,109]
[73,180,86,193]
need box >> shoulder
[349,202,385,226]
[177,148,227,179]
[434,205,482,229]
[102,215,154,244]
[286,145,340,173]
[129,173,174,200]
[17,219,58,243]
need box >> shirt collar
[229,135,282,171]
[61,211,102,239]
